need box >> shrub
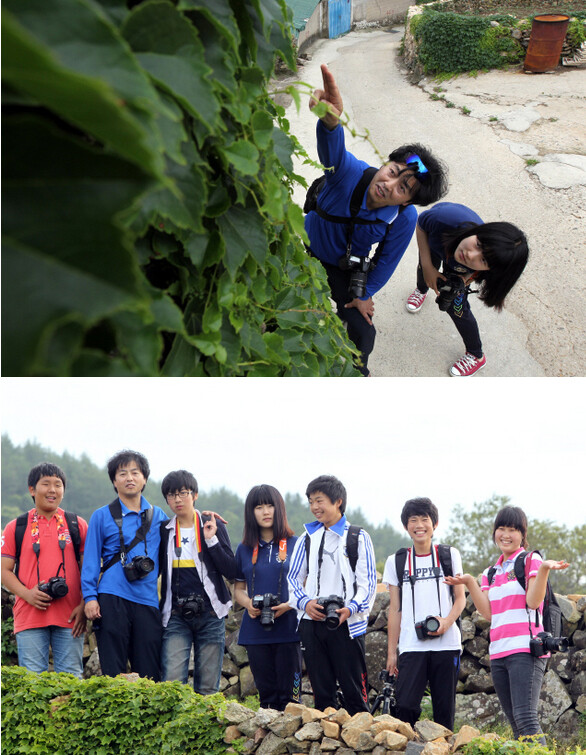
[2,0,359,376]
[1,666,228,755]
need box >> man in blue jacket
[306,64,448,375]
[159,469,237,695]
[82,450,168,680]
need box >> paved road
[283,28,586,376]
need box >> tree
[2,0,359,376]
[443,495,585,594]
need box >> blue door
[329,0,351,38]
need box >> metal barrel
[524,14,570,72]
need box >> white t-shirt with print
[383,546,463,654]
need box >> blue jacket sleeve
[364,205,418,298]
[80,509,105,603]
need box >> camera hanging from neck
[406,544,443,624]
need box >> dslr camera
[122,555,155,582]
[435,274,466,311]
[415,615,441,640]
[317,595,345,630]
[177,594,205,620]
[38,576,69,599]
[529,631,569,657]
[339,254,371,299]
[252,593,280,630]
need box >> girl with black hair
[233,485,302,710]
[445,506,568,744]
[405,202,529,376]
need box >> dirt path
[283,28,586,376]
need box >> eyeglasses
[405,154,429,176]
[166,490,192,501]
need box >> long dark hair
[242,484,294,548]
[444,222,529,310]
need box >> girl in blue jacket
[234,485,301,710]
[405,202,529,376]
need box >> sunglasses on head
[405,154,429,177]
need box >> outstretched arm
[309,63,343,130]
[445,573,491,621]
[526,559,569,610]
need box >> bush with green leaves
[463,736,555,754]
[1,666,230,755]
[2,0,360,376]
[1,615,18,666]
[412,10,526,73]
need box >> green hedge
[1,666,230,755]
[2,0,359,376]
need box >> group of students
[305,64,529,377]
[1,450,568,745]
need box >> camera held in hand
[252,593,280,630]
[415,615,441,640]
[436,274,466,311]
[317,594,345,630]
[38,576,69,599]
[177,594,205,620]
[529,631,569,657]
[122,555,155,582]
[339,254,371,299]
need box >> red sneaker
[449,353,486,377]
[405,288,427,313]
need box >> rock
[557,594,582,624]
[570,649,586,674]
[576,695,586,714]
[421,740,451,755]
[224,725,243,743]
[414,720,452,741]
[83,648,102,678]
[301,708,328,723]
[320,737,341,751]
[465,636,489,659]
[223,655,240,676]
[228,641,249,667]
[328,708,351,725]
[538,669,572,728]
[463,671,494,694]
[365,631,391,691]
[451,724,481,751]
[223,701,256,725]
[470,612,490,632]
[240,664,258,698]
[257,731,289,755]
[551,707,581,742]
[341,727,378,751]
[283,735,310,752]
[549,648,575,681]
[343,711,374,730]
[294,722,324,742]
[254,709,282,728]
[373,729,409,749]
[285,703,309,717]
[371,590,390,617]
[460,618,476,643]
[321,719,340,738]
[458,655,481,681]
[570,670,586,700]
[308,743,322,755]
[269,714,303,738]
[573,630,586,650]
[455,692,507,729]
[405,743,425,755]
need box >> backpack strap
[314,167,382,225]
[394,547,408,610]
[14,511,81,578]
[345,524,361,573]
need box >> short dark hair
[444,221,529,310]
[492,506,528,548]
[400,497,439,528]
[388,144,448,207]
[107,450,150,483]
[161,470,198,499]
[305,475,347,515]
[242,484,294,548]
[28,462,66,490]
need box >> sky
[1,377,584,538]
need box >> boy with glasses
[159,470,236,694]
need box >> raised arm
[309,63,343,131]
[444,573,491,621]
[526,559,569,610]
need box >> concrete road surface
[281,28,586,377]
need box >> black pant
[396,650,460,730]
[417,260,483,358]
[246,642,303,710]
[94,594,162,681]
[299,619,369,715]
[318,258,375,376]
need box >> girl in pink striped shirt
[445,506,568,744]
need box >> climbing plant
[2,0,360,376]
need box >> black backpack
[14,511,82,578]
[394,543,456,609]
[487,550,562,636]
[304,523,361,574]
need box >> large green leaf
[2,2,167,179]
[217,206,268,275]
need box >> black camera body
[529,631,569,657]
[339,254,371,299]
[415,615,441,640]
[177,594,205,621]
[435,274,466,311]
[38,576,69,599]
[123,555,155,582]
[252,593,280,630]
[317,594,345,630]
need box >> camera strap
[407,546,443,625]
[101,499,153,574]
[250,539,287,600]
[29,510,68,585]
[316,530,350,602]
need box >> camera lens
[425,616,440,632]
